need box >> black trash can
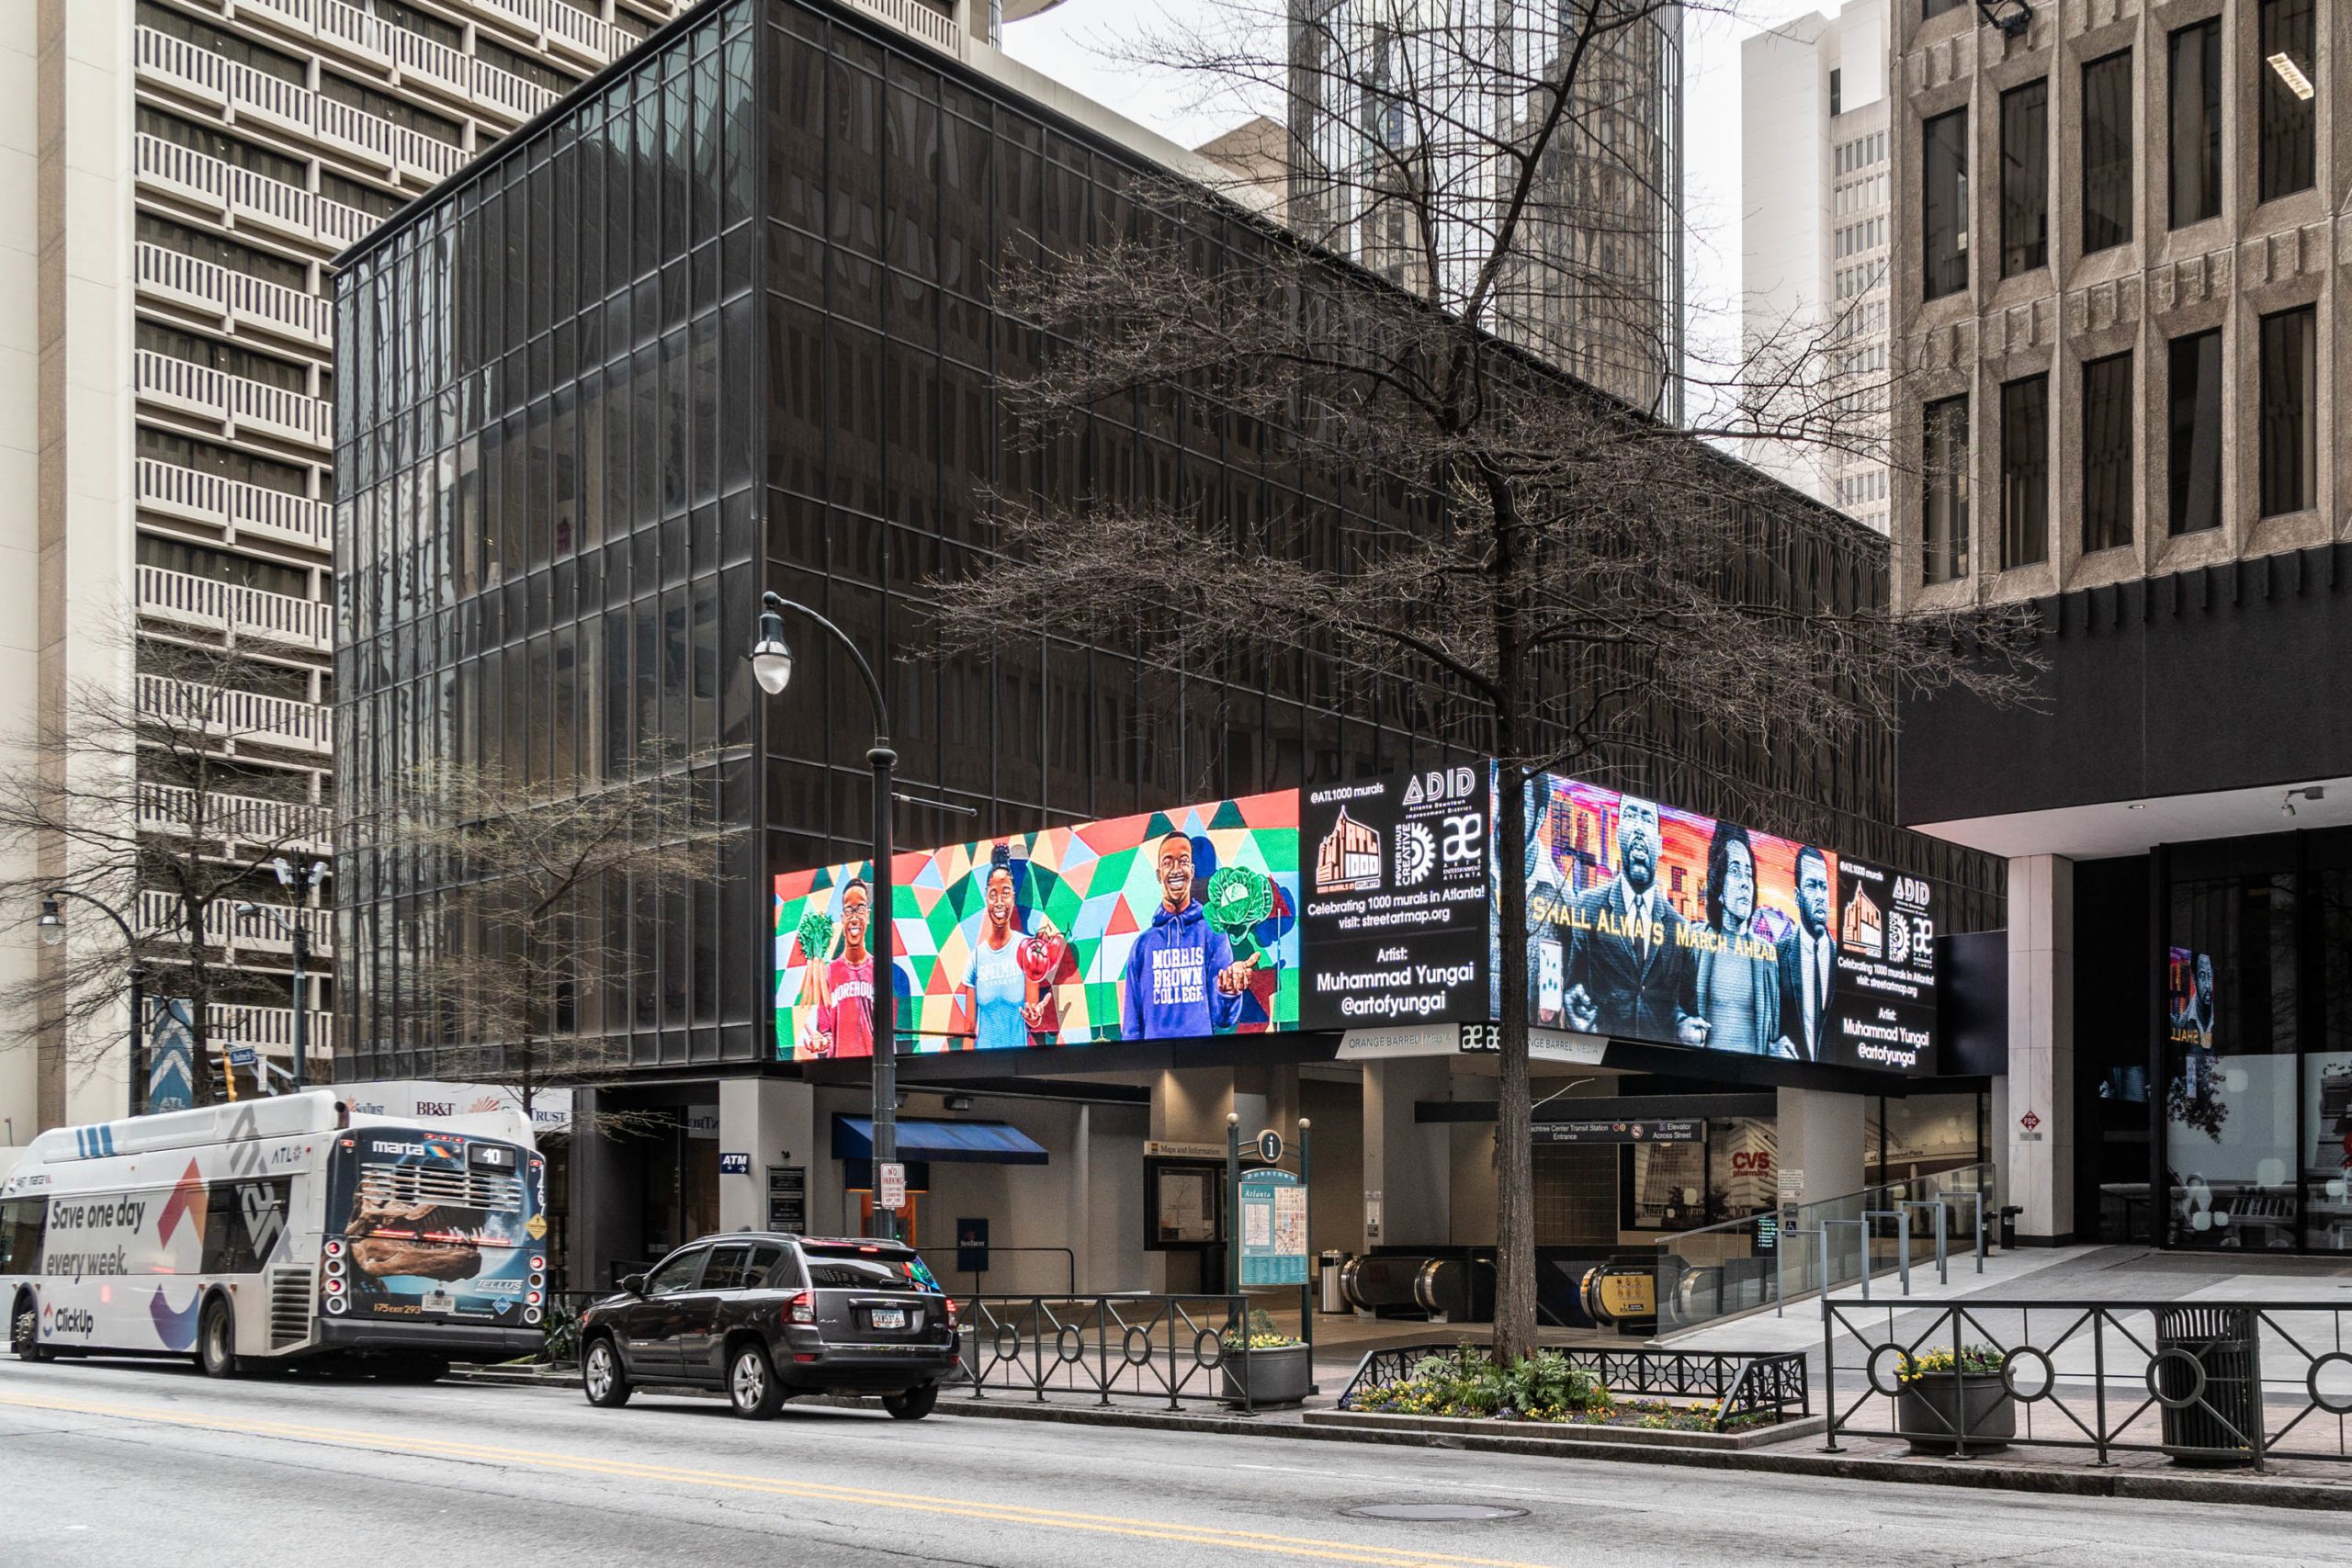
[2153,1306,2262,1468]
[1997,1206,2022,1251]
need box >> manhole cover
[1344,1503,1528,1522]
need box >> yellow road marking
[0,1391,1553,1568]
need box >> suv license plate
[869,1306,906,1330]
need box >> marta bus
[1,1089,548,1379]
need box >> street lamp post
[751,592,901,1240]
[39,891,148,1119]
[250,856,327,1088]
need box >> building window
[1923,0,1966,17]
[1999,80,2048,276]
[2259,0,2317,203]
[2167,329,2223,536]
[2000,375,2049,569]
[2081,353,2133,554]
[2259,306,2317,517]
[1828,67,1842,118]
[2169,20,2222,228]
[1922,108,1968,300]
[2081,51,2133,254]
[1921,395,1969,584]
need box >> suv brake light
[784,1291,816,1326]
[943,1296,959,1331]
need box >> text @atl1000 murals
[775,766,1938,1077]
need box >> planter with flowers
[1894,1345,2013,1453]
[1219,1310,1312,1406]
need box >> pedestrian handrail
[1335,1341,1809,1430]
[1822,1295,2352,1469]
[954,1293,1259,1411]
[1657,1162,1996,1333]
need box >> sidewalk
[461,1248,2352,1511]
[459,1358,2352,1512]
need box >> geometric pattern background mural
[775,791,1300,1061]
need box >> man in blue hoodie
[1120,832,1255,1038]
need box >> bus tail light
[526,1290,543,1306]
[530,1255,546,1272]
[326,1297,348,1315]
[524,1307,542,1325]
[323,1238,344,1259]
[324,1256,344,1279]
[323,1277,344,1297]
[783,1292,815,1326]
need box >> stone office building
[1891,0,2352,1251]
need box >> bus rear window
[801,1244,928,1292]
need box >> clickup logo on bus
[45,1305,95,1337]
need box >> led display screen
[774,791,1300,1061]
[1520,774,1937,1074]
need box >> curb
[448,1369,2348,1512]
[918,1398,2350,1511]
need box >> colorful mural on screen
[774,791,1300,1061]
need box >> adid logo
[1401,766,1479,807]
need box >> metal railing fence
[1823,1296,2352,1469]
[1336,1341,1809,1430]
[955,1293,1256,1411]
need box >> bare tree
[933,1,2041,1359]
[0,631,334,1112]
[370,761,729,1130]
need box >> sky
[998,0,1833,378]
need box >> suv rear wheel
[883,1382,937,1421]
[727,1341,784,1420]
[582,1337,632,1407]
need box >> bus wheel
[197,1297,240,1379]
[10,1292,47,1362]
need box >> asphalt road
[0,1357,2346,1568]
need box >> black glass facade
[334,0,2000,1083]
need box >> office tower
[1287,1,1685,419]
[0,0,692,1136]
[1741,1,1890,529]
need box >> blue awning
[831,1115,1049,1166]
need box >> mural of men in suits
[1774,845,1838,1062]
[1562,795,1688,1041]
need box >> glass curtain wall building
[334,0,1985,1095]
[1286,0,1684,421]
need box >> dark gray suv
[576,1233,959,1420]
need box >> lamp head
[1974,0,2031,37]
[37,895,62,949]
[234,901,260,918]
[751,593,794,697]
[270,854,294,887]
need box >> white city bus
[1,1089,548,1379]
